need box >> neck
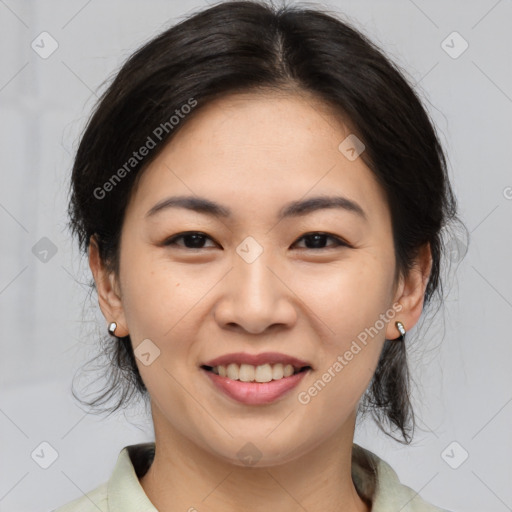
[139,407,371,512]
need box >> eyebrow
[145,194,368,222]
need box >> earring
[394,321,406,341]
[108,322,117,336]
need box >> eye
[163,231,218,249]
[292,232,349,250]
[163,231,349,251]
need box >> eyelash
[163,231,350,251]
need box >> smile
[201,364,312,405]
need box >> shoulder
[52,482,108,512]
[352,443,455,512]
[376,466,454,512]
[52,442,156,512]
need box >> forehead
[175,90,354,152]
[126,91,389,225]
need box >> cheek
[119,248,199,339]
[293,255,393,339]
[291,255,392,393]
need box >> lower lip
[201,367,310,405]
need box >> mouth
[200,363,312,382]
[200,351,313,382]
[200,363,312,405]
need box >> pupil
[306,234,326,249]
[185,234,205,248]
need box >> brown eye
[293,232,349,250]
[162,231,349,251]
[164,231,218,249]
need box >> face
[91,91,426,466]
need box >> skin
[89,90,432,512]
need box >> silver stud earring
[395,321,406,341]
[108,322,117,336]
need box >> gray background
[0,0,511,511]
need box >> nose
[214,253,297,335]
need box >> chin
[207,434,313,469]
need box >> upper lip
[201,352,313,370]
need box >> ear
[88,234,129,337]
[385,242,433,341]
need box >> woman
[57,1,465,510]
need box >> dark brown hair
[68,0,467,443]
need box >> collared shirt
[54,442,453,511]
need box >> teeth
[211,362,303,382]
